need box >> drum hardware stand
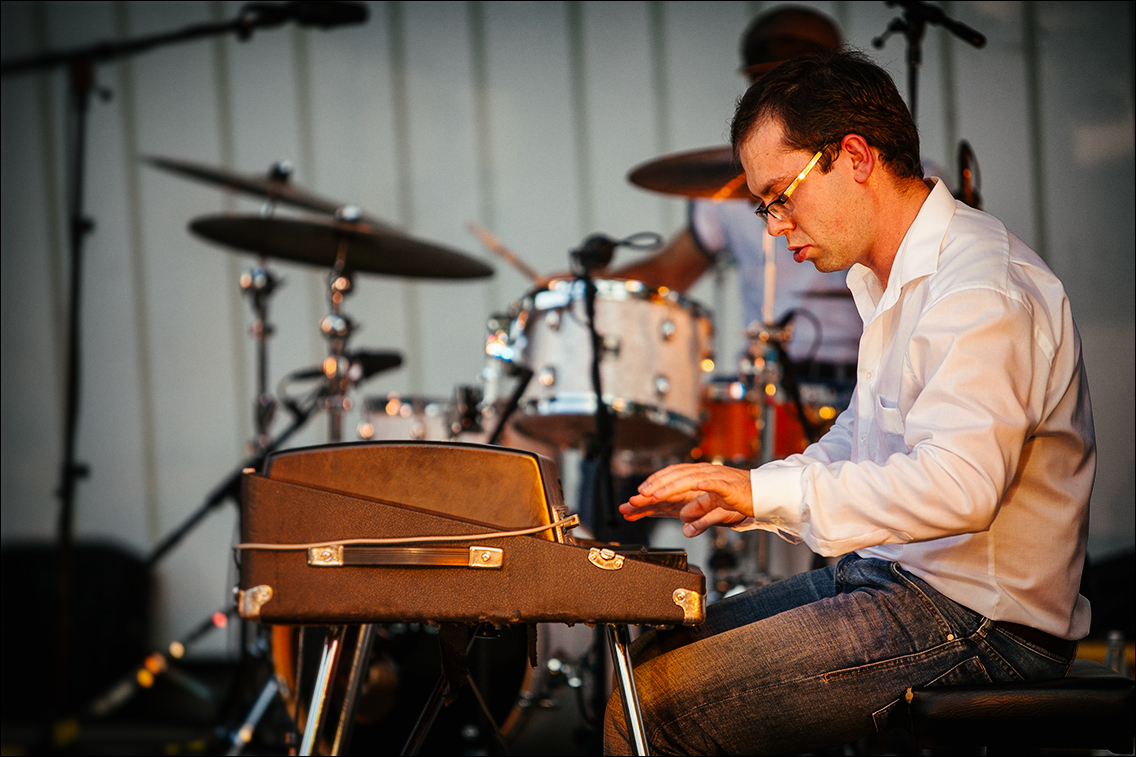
[487,365,535,445]
[320,207,363,443]
[275,623,376,756]
[226,676,279,756]
[241,261,281,454]
[83,606,237,720]
[451,384,486,438]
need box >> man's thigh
[606,559,985,755]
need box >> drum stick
[466,219,544,284]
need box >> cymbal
[627,146,751,201]
[144,155,355,217]
[189,215,494,279]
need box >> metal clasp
[588,547,625,571]
[238,584,274,620]
[672,588,703,624]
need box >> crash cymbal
[627,146,751,201]
[189,215,494,279]
[145,155,360,217]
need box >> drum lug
[654,375,671,396]
[602,335,621,356]
[538,366,557,387]
[660,319,676,341]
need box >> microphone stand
[144,388,323,568]
[570,235,620,544]
[872,0,985,124]
[0,2,369,719]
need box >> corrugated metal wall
[2,1,1132,655]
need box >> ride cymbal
[627,146,751,201]
[189,215,494,280]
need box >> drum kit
[141,145,847,753]
[149,144,844,488]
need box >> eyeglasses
[754,147,828,222]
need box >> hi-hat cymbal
[145,155,356,217]
[189,215,494,279]
[627,146,751,201]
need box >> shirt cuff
[742,463,806,535]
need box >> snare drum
[507,278,713,452]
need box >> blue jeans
[604,554,1075,755]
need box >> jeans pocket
[924,656,992,688]
[872,696,904,732]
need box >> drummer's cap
[739,6,843,81]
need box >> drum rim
[517,277,713,320]
[517,393,702,440]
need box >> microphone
[571,234,618,275]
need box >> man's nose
[763,215,794,236]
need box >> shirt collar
[847,178,957,323]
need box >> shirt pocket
[872,395,908,456]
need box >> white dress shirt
[743,179,1095,639]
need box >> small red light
[213,611,228,629]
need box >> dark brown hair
[731,50,923,180]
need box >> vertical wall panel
[581,1,668,243]
[482,2,582,283]
[0,2,66,540]
[124,0,247,653]
[400,1,497,399]
[1034,0,1135,559]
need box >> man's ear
[841,133,875,184]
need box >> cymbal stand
[320,235,357,443]
[240,264,279,453]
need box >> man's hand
[619,463,754,538]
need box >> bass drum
[509,278,713,453]
[272,623,530,755]
[692,377,849,465]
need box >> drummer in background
[609,6,860,379]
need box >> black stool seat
[905,659,1134,754]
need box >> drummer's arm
[601,228,713,293]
